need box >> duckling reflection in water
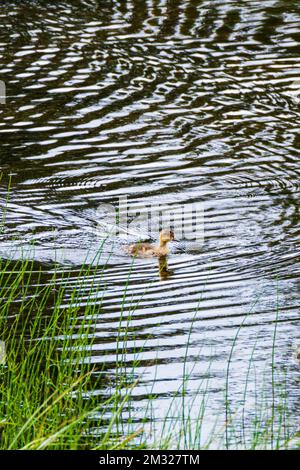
[158,255,173,280]
[126,229,174,257]
[126,229,174,280]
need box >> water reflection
[158,255,173,281]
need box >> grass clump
[0,257,139,450]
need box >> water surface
[0,0,300,446]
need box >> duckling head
[159,229,175,245]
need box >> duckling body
[126,229,174,258]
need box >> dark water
[1,0,300,446]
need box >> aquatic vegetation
[0,256,296,450]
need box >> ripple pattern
[1,0,300,443]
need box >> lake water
[0,0,300,447]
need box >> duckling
[126,229,174,257]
